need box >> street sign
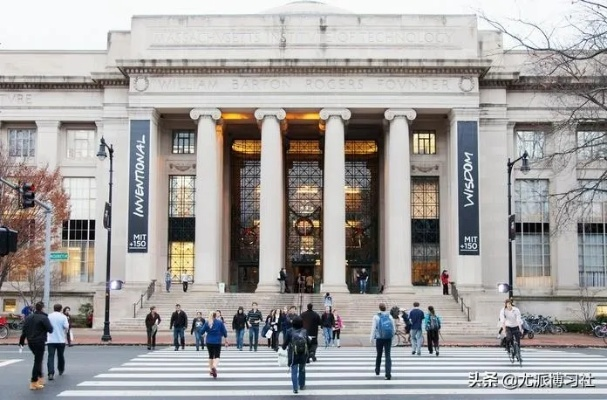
[50,252,69,261]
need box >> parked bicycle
[0,316,9,339]
[392,329,410,347]
[522,314,564,334]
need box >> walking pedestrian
[145,306,161,350]
[246,302,263,351]
[408,302,424,356]
[279,267,287,293]
[332,308,343,348]
[323,292,333,309]
[19,301,53,390]
[62,306,73,347]
[300,303,321,362]
[198,311,228,379]
[440,270,449,295]
[169,304,188,351]
[358,268,369,294]
[165,269,172,293]
[191,312,206,351]
[181,273,189,292]
[425,305,442,356]
[282,316,310,394]
[47,304,69,381]
[232,306,247,351]
[370,303,396,380]
[320,306,334,348]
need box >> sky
[0,0,575,50]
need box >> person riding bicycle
[499,299,523,352]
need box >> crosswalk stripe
[57,347,607,398]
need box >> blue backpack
[377,313,394,339]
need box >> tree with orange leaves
[0,148,70,297]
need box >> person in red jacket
[440,270,449,295]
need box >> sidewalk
[2,328,604,348]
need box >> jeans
[279,280,286,293]
[28,342,46,383]
[146,327,157,349]
[290,361,306,391]
[173,327,185,349]
[236,328,245,350]
[375,338,392,378]
[410,329,423,354]
[427,330,439,353]
[194,331,204,350]
[359,280,367,293]
[322,327,332,347]
[47,343,65,375]
[165,280,171,292]
[249,325,259,350]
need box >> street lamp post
[506,150,530,300]
[97,137,114,342]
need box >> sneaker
[211,367,217,378]
[411,351,416,355]
[29,382,43,390]
[417,352,421,356]
[58,370,64,376]
[48,374,54,381]
[293,390,298,394]
[300,386,305,390]
[436,351,439,357]
[385,375,391,380]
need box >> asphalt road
[1,345,607,399]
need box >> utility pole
[0,177,53,307]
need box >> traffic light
[0,227,18,257]
[21,183,35,208]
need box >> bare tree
[482,0,607,226]
[0,146,70,294]
[10,265,62,306]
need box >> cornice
[0,76,106,90]
[115,58,493,76]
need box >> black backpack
[291,329,308,356]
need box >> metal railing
[133,279,157,318]
[450,282,471,321]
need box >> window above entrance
[412,131,436,155]
[172,130,195,154]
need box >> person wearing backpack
[424,305,442,356]
[282,316,310,394]
[369,303,396,380]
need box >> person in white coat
[47,304,69,380]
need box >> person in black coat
[282,316,311,394]
[232,306,247,351]
[19,301,53,390]
[300,303,321,362]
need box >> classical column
[255,109,286,293]
[448,108,482,291]
[320,108,351,293]
[383,109,417,293]
[190,108,223,291]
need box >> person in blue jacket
[424,305,442,356]
[198,311,228,378]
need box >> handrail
[133,279,157,318]
[450,282,471,322]
[298,289,304,314]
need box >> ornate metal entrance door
[345,140,379,292]
[286,140,323,293]
[230,140,261,292]
[167,175,195,282]
[411,176,440,286]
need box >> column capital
[190,108,222,121]
[449,108,480,121]
[319,108,351,121]
[384,109,417,122]
[254,108,286,122]
[35,120,61,129]
[128,107,160,121]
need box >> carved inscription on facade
[149,29,457,47]
[135,77,472,94]
[0,93,33,106]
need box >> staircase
[112,290,496,337]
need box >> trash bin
[218,282,225,293]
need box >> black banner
[127,120,150,253]
[457,121,480,256]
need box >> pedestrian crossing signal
[0,226,18,257]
